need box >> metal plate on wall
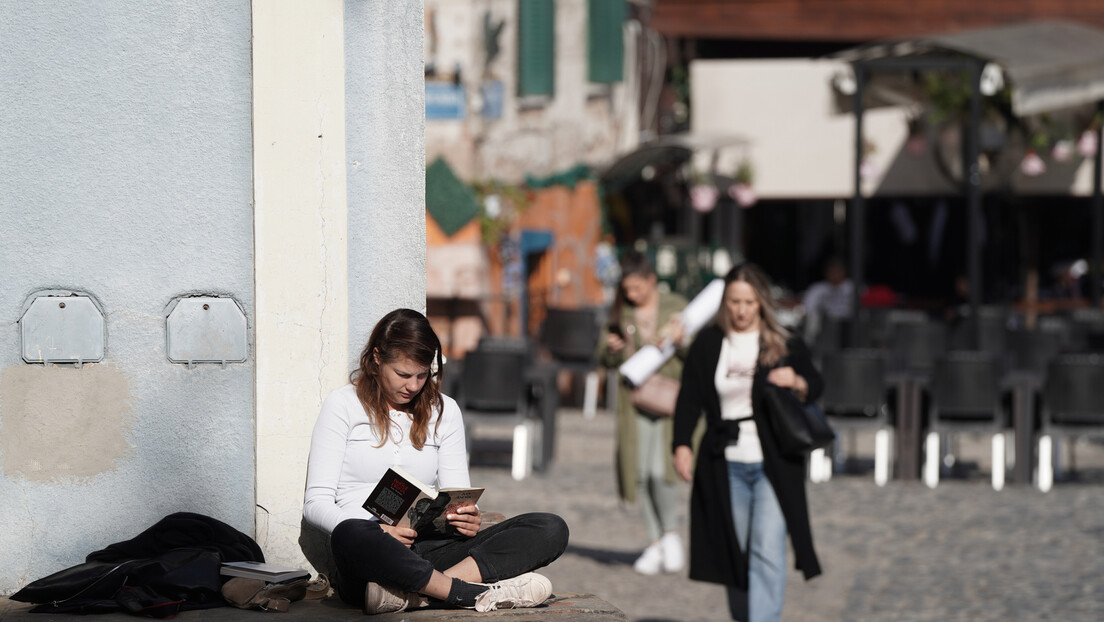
[166,297,248,364]
[21,295,105,364]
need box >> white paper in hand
[619,342,677,387]
[678,278,725,336]
[617,278,725,387]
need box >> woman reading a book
[672,264,823,622]
[303,309,568,615]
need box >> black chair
[887,318,946,374]
[924,351,1008,490]
[475,336,558,471]
[1036,354,1104,491]
[539,307,603,417]
[454,349,538,480]
[1036,314,1075,352]
[807,313,847,365]
[1069,308,1104,352]
[1006,328,1064,377]
[948,305,1009,353]
[819,349,892,485]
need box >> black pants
[330,512,569,607]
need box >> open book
[362,465,484,536]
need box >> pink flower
[1052,140,1073,162]
[728,183,758,208]
[860,159,878,181]
[1020,150,1046,176]
[1078,130,1099,157]
[690,184,719,213]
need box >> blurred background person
[800,256,853,343]
[596,250,688,575]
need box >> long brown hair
[720,263,790,367]
[349,308,444,449]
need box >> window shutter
[518,0,555,97]
[588,0,625,83]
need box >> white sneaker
[632,541,664,575]
[660,532,685,573]
[474,572,553,612]
[362,582,428,615]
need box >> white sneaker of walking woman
[633,532,685,575]
[660,531,685,573]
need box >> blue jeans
[726,461,787,622]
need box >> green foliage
[471,180,530,246]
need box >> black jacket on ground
[11,512,263,617]
[672,325,823,589]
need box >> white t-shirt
[302,383,470,535]
[716,331,763,463]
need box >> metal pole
[1093,100,1104,307]
[966,61,983,346]
[850,64,866,347]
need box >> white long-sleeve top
[302,383,470,535]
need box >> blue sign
[481,81,504,119]
[426,82,466,120]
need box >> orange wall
[426,180,606,348]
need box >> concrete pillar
[252,0,350,567]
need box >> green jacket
[596,291,688,503]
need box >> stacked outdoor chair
[475,336,558,471]
[887,315,946,375]
[1036,354,1104,492]
[948,305,1010,353]
[818,349,893,486]
[1069,308,1104,352]
[539,307,603,418]
[454,348,539,481]
[924,351,1009,491]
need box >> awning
[835,20,1104,117]
[597,132,750,193]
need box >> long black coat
[11,512,263,617]
[672,325,823,589]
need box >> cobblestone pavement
[469,408,1104,622]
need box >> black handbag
[763,384,835,457]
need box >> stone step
[1,592,626,621]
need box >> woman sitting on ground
[303,308,569,615]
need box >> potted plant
[728,161,757,207]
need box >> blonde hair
[720,264,790,367]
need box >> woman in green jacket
[596,251,688,575]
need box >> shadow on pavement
[563,544,638,567]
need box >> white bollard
[874,428,890,487]
[1037,435,1053,492]
[583,370,600,419]
[924,432,940,489]
[991,433,1005,491]
[809,448,825,482]
[511,423,531,481]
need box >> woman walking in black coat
[672,264,823,622]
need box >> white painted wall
[691,59,1099,198]
[0,1,255,593]
[0,0,426,591]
